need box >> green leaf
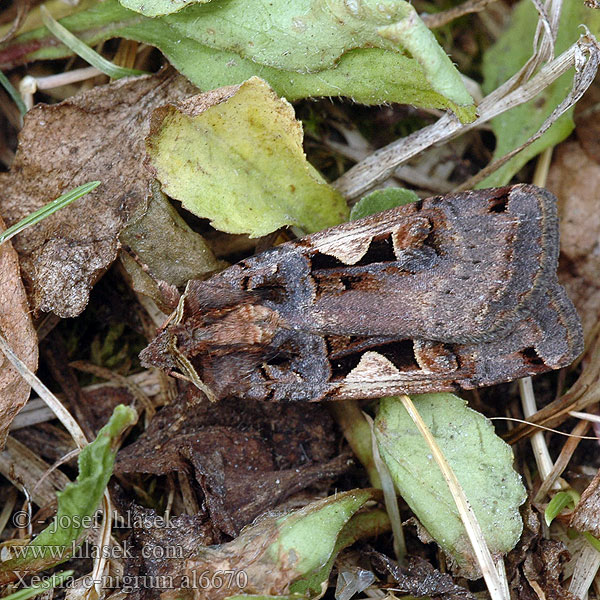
[0,405,137,577]
[146,77,349,236]
[288,509,390,597]
[182,489,379,598]
[120,0,209,16]
[149,0,473,107]
[583,532,600,553]
[350,188,420,221]
[0,70,27,117]
[480,0,600,186]
[0,0,476,121]
[374,394,526,576]
[545,490,579,526]
[39,5,144,79]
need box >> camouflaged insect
[141,185,583,402]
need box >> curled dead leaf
[0,216,38,447]
[570,470,600,538]
[0,69,197,317]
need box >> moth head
[139,329,179,372]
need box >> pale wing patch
[312,231,373,265]
[344,351,401,382]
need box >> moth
[141,185,583,402]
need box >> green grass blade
[2,571,74,600]
[545,490,579,526]
[40,5,146,79]
[0,181,101,246]
[0,70,27,117]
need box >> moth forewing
[140,184,583,402]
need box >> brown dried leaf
[182,437,351,536]
[505,504,575,600]
[570,470,600,537]
[548,122,600,338]
[116,385,349,534]
[122,505,216,600]
[119,182,223,311]
[0,216,38,447]
[0,70,197,318]
[370,551,475,599]
[522,539,575,600]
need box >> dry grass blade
[397,395,509,600]
[363,411,406,561]
[0,437,70,507]
[456,30,599,190]
[334,33,600,200]
[0,333,87,449]
[568,541,600,598]
[421,0,498,29]
[534,419,590,502]
[505,334,600,444]
[70,360,154,420]
[519,377,560,489]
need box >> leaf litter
[0,1,600,599]
[0,68,197,317]
[0,215,37,447]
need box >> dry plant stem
[0,332,114,598]
[329,400,382,488]
[93,495,113,598]
[569,411,600,423]
[11,370,163,431]
[32,448,80,496]
[21,67,102,95]
[113,39,139,72]
[178,471,200,514]
[532,146,553,187]
[455,48,594,191]
[363,411,406,561]
[0,331,86,448]
[70,360,155,420]
[568,542,600,598]
[0,0,30,44]
[421,0,498,29]
[334,35,599,200]
[397,395,509,600]
[0,436,70,507]
[518,377,559,487]
[534,419,590,502]
[0,487,17,536]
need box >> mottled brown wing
[140,185,583,402]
